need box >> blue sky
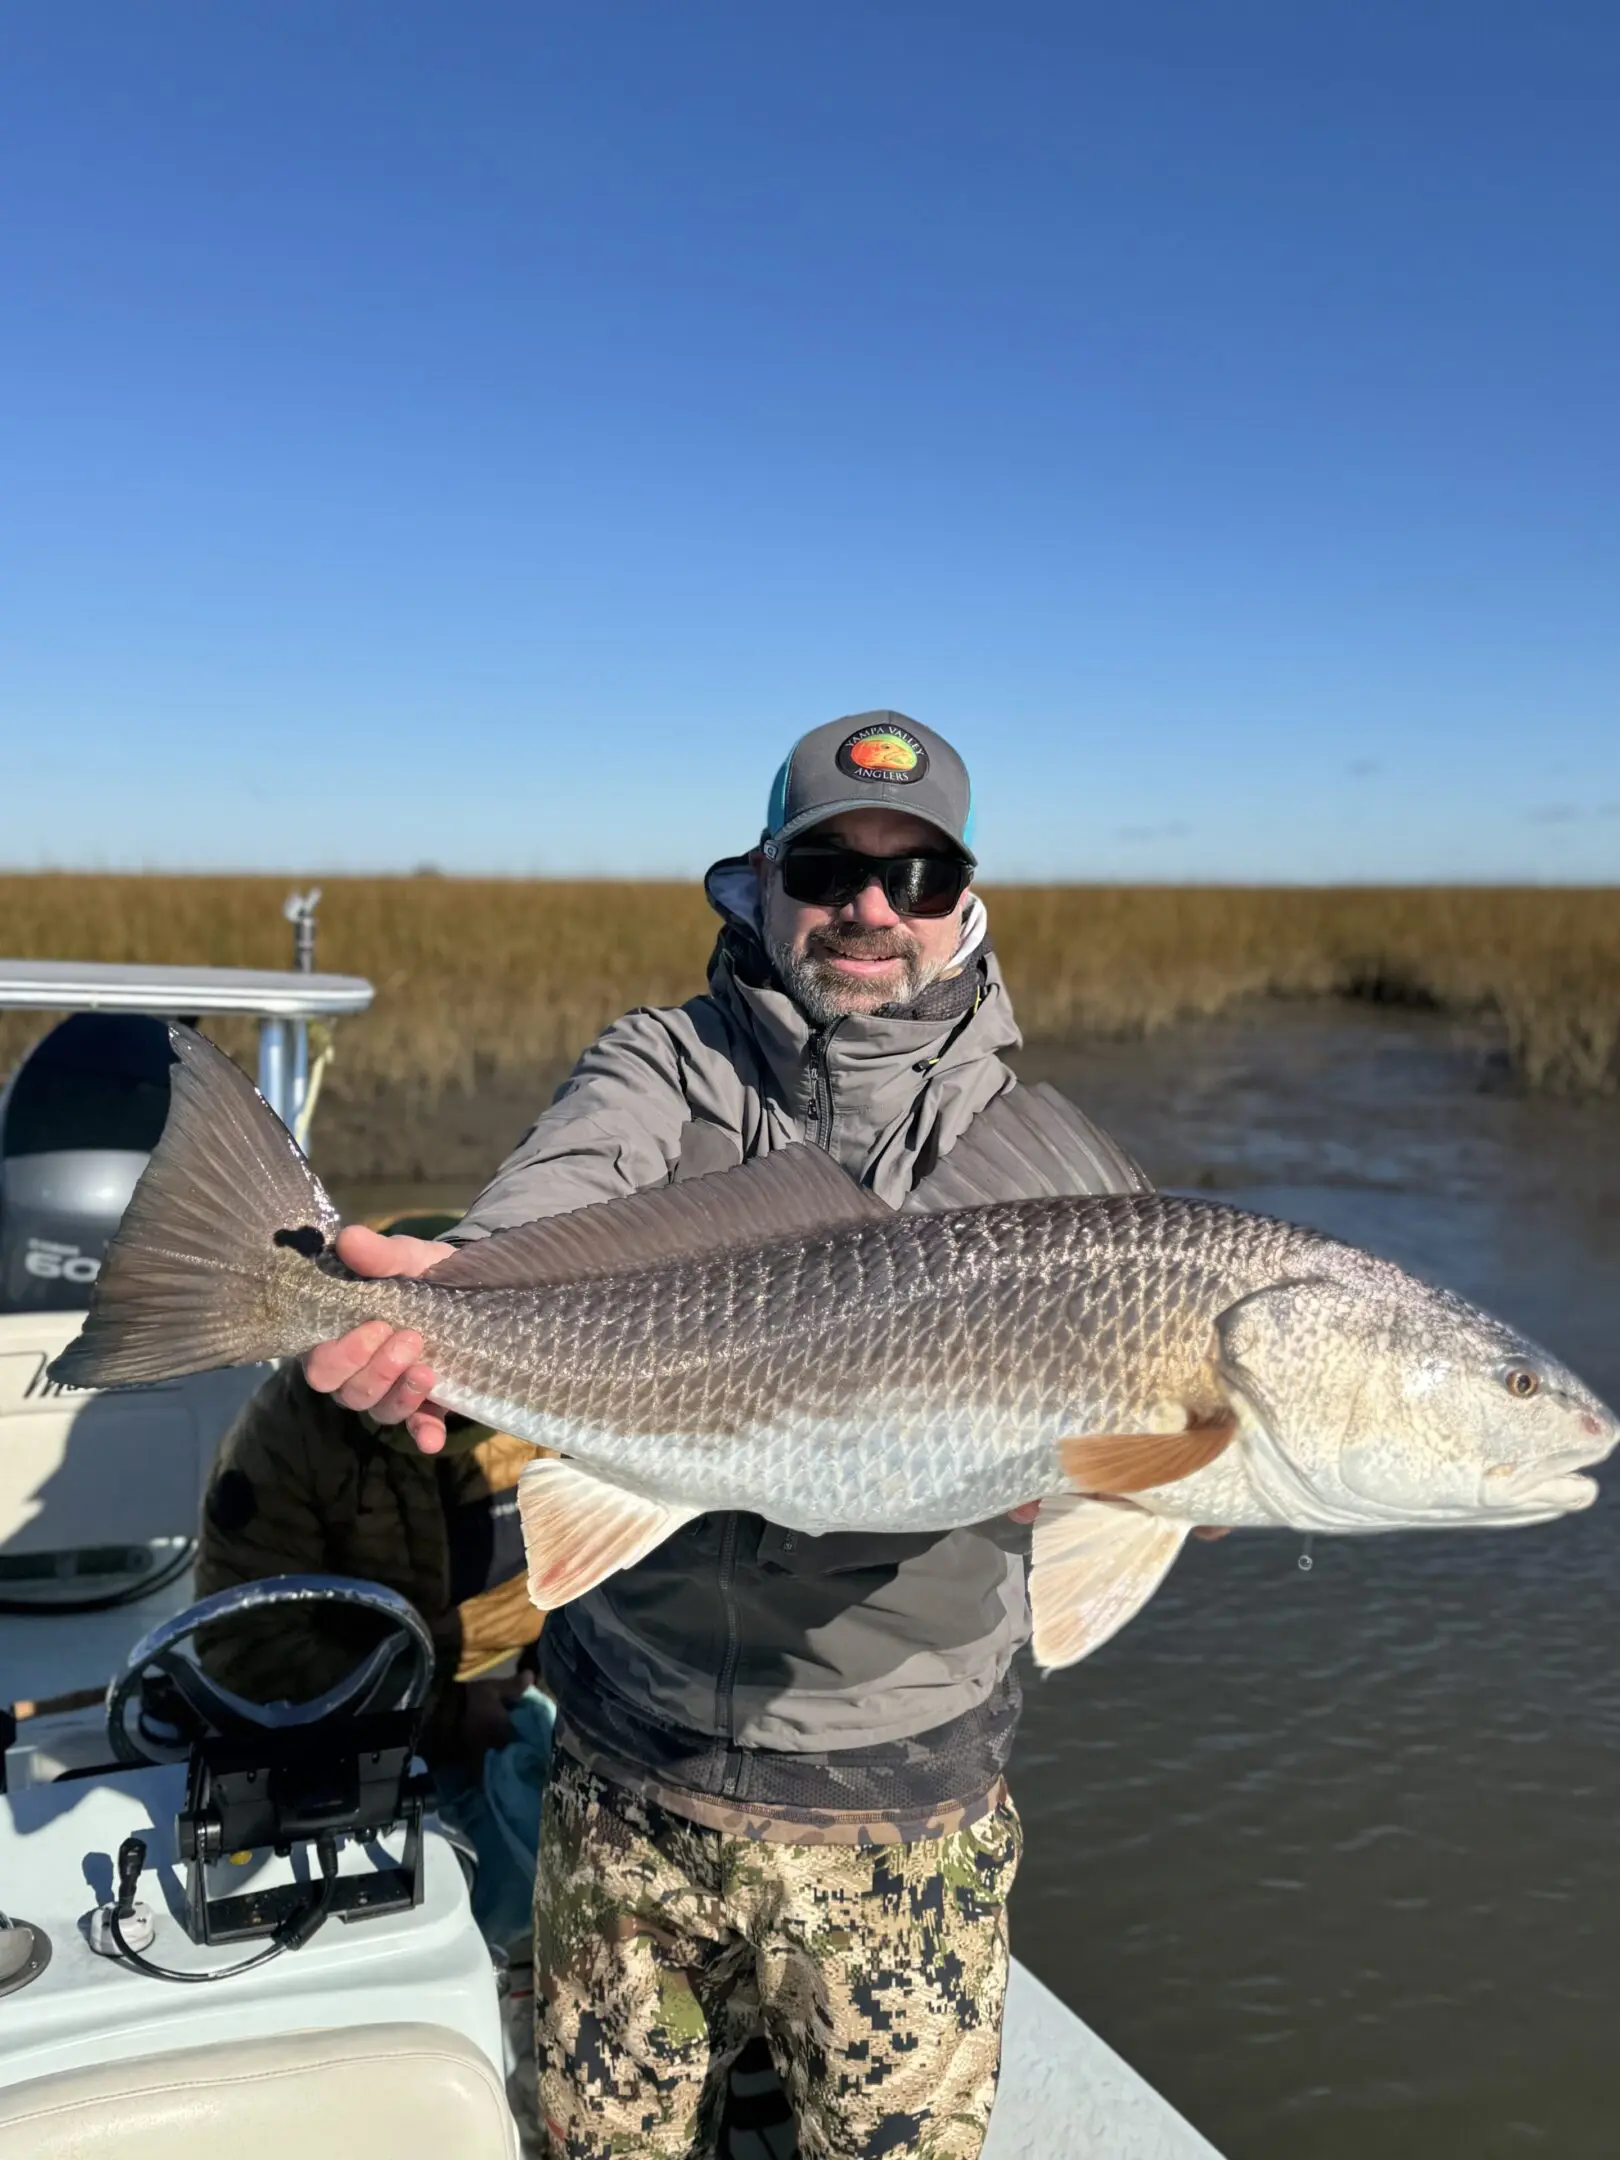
[1,2,1616,882]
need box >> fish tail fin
[47,1025,342,1389]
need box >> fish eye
[1503,1366,1540,1400]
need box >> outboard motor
[0,1013,173,1314]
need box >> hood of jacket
[700,853,1022,1193]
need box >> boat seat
[0,2021,517,2160]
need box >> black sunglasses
[776,843,972,919]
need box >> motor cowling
[0,1013,173,1313]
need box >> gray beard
[765,927,947,1026]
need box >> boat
[0,915,1222,2158]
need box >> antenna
[272,890,324,1131]
[283,888,322,974]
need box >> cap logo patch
[836,724,928,785]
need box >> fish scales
[276,1193,1323,1532]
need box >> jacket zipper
[808,1020,843,1154]
[715,1511,744,1778]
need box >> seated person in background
[194,1210,547,1775]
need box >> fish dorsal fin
[1028,1495,1190,1670]
[426,1145,890,1290]
[903,1083,1149,1213]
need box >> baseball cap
[761,712,976,865]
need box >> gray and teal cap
[762,711,976,865]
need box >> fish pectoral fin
[1028,1496,1190,1671]
[516,1458,698,1611]
[1057,1411,1236,1495]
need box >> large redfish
[51,1028,1618,1668]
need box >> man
[304,713,1139,2160]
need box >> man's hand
[302,1225,456,1454]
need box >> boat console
[0,1574,511,2153]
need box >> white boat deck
[0,1754,503,2092]
[990,1962,1219,2157]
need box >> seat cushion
[0,2021,516,2160]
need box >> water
[1010,1007,1620,2158]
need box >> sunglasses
[776,843,972,919]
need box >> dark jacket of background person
[196,1358,545,1760]
[444,860,1139,1836]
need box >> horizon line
[1,866,1616,894]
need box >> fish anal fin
[516,1458,698,1610]
[1029,1495,1190,1670]
[1058,1409,1236,1495]
[427,1146,889,1292]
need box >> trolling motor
[94,1576,436,1978]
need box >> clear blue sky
[2,2,1616,882]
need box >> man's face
[757,807,971,1024]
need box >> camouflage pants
[533,1749,1021,2160]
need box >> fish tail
[47,1024,341,1389]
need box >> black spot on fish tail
[274,1224,328,1257]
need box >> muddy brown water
[337,1004,1620,2160]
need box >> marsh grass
[989,884,1620,1094]
[2,876,1617,1111]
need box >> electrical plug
[89,1832,158,1957]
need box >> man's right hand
[302,1225,456,1454]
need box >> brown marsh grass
[2,877,1618,1118]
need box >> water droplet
[1297,1537,1315,1574]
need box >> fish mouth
[1503,1469,1599,1513]
[1483,1456,1604,1515]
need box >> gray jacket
[452,862,1102,1825]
